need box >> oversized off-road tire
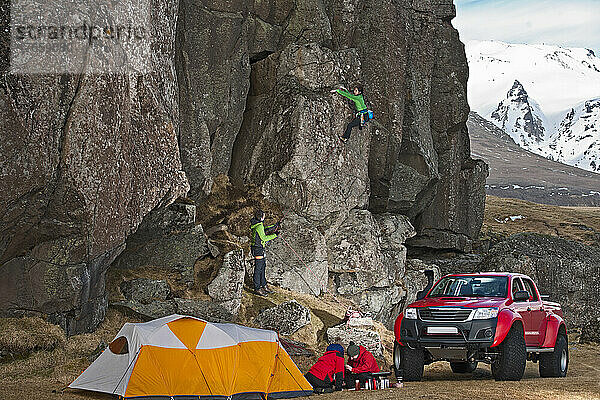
[393,342,424,382]
[539,334,568,377]
[491,325,527,381]
[450,361,478,374]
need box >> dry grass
[0,317,65,355]
[483,195,600,246]
[196,175,284,239]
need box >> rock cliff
[0,0,188,334]
[1,0,487,333]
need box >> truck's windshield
[428,276,508,298]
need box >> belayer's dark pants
[342,115,362,139]
[253,257,267,290]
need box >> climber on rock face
[331,84,371,142]
[250,209,279,297]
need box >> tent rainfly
[69,314,313,399]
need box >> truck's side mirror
[514,290,530,302]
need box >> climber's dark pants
[342,115,362,139]
[253,257,267,290]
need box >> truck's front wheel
[491,325,526,381]
[393,342,424,381]
[539,334,568,377]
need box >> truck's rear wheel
[491,325,526,381]
[450,361,478,373]
[539,334,568,377]
[393,342,424,381]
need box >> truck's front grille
[418,308,472,322]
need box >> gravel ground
[1,342,599,400]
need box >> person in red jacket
[305,344,345,393]
[344,341,379,387]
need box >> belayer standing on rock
[250,209,279,297]
[331,84,372,142]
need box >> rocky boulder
[265,212,328,296]
[327,210,415,327]
[113,300,178,321]
[327,318,383,358]
[173,298,234,323]
[111,203,209,288]
[254,300,311,335]
[403,259,441,308]
[479,233,600,331]
[113,297,233,323]
[207,250,246,315]
[120,279,171,305]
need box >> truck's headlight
[473,307,498,319]
[405,308,417,319]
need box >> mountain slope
[468,112,600,206]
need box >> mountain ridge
[466,40,600,173]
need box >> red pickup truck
[393,272,568,381]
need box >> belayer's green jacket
[336,89,367,111]
[250,217,277,252]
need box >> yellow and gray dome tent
[69,314,313,399]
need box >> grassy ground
[482,195,600,246]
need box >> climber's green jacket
[336,89,367,111]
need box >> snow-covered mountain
[466,40,600,173]
[489,80,548,153]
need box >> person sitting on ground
[305,344,345,393]
[344,341,380,388]
[330,84,368,142]
[249,209,279,296]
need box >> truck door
[511,277,531,339]
[522,278,546,346]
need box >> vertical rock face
[0,0,188,334]
[176,0,250,200]
[230,43,370,223]
[207,249,246,316]
[265,212,329,296]
[224,0,487,251]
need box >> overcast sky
[453,0,600,53]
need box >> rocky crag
[0,0,487,334]
[478,233,600,339]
